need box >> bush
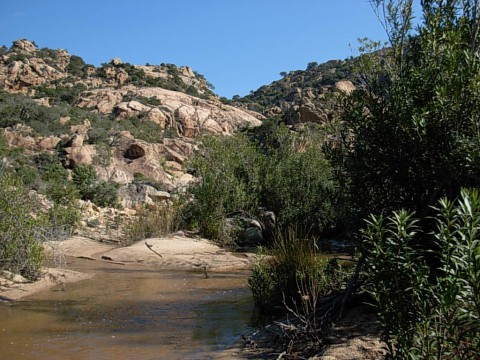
[182,134,264,244]
[363,189,480,359]
[248,228,345,313]
[72,164,119,207]
[0,172,45,280]
[258,123,339,233]
[182,123,341,244]
[126,203,180,243]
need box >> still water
[0,259,254,359]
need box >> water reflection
[0,259,254,359]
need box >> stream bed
[0,259,254,359]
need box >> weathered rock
[37,136,62,151]
[11,39,36,54]
[117,183,171,208]
[332,80,356,94]
[63,144,96,167]
[64,134,85,148]
[76,86,263,137]
[241,227,264,246]
[124,143,146,160]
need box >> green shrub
[259,123,339,233]
[182,134,264,244]
[363,189,480,359]
[72,164,119,207]
[0,173,45,280]
[248,228,344,312]
[182,123,341,243]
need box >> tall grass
[126,202,180,243]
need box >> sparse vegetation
[126,203,180,243]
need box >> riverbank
[1,233,255,302]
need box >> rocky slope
[235,58,357,125]
[0,39,263,193]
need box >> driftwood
[145,242,163,258]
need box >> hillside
[0,39,263,189]
[0,39,264,241]
[235,57,357,124]
[0,38,357,242]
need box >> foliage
[66,55,89,78]
[363,189,480,359]
[182,122,340,244]
[0,89,86,137]
[0,172,45,280]
[248,228,345,312]
[334,0,480,228]
[254,121,339,233]
[34,83,87,105]
[182,134,264,243]
[126,203,180,243]
[72,164,119,208]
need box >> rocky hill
[0,39,266,240]
[0,38,358,242]
[0,39,263,190]
[235,58,357,125]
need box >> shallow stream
[0,259,254,359]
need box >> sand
[1,233,255,301]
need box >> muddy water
[0,259,254,360]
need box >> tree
[335,0,480,228]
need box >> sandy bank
[1,234,255,301]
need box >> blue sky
[1,1,422,98]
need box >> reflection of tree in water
[191,294,253,348]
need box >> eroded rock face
[117,183,171,208]
[124,143,146,160]
[76,86,263,138]
[11,39,36,54]
[2,127,61,152]
[0,38,264,209]
[0,40,67,92]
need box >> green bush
[258,123,339,233]
[182,134,264,243]
[248,229,345,312]
[0,173,45,280]
[72,164,119,207]
[363,189,480,359]
[182,123,340,244]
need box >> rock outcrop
[76,86,262,137]
[0,39,67,92]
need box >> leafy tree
[334,0,480,229]
[66,55,89,77]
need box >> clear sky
[1,1,422,98]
